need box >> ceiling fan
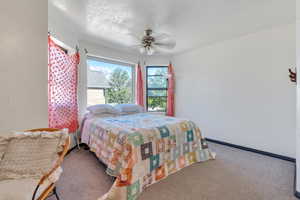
[132,29,176,55]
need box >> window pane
[87,89,105,106]
[147,67,168,76]
[147,76,167,88]
[146,66,168,112]
[148,89,167,97]
[147,97,167,112]
[87,58,134,105]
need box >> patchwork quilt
[81,113,215,200]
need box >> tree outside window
[87,58,134,106]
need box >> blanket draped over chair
[0,128,70,200]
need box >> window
[87,56,135,106]
[146,66,168,112]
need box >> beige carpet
[49,142,297,200]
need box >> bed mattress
[81,113,215,200]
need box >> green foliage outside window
[106,68,133,104]
[147,96,167,111]
[104,66,168,111]
[147,67,168,112]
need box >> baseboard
[66,143,87,156]
[205,138,295,163]
[66,145,77,156]
[295,166,300,199]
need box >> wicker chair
[0,128,70,200]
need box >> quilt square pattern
[108,132,117,147]
[116,168,133,187]
[172,145,181,160]
[128,132,144,146]
[183,142,190,154]
[81,113,215,200]
[155,165,166,181]
[127,180,140,200]
[167,160,176,174]
[168,135,176,149]
[187,152,197,164]
[156,139,165,153]
[141,142,153,160]
[150,154,160,171]
[142,173,153,190]
[162,150,172,162]
[158,126,170,138]
[178,155,186,168]
[186,130,194,142]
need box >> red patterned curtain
[136,62,144,107]
[48,36,80,132]
[166,62,175,116]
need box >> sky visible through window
[87,59,132,79]
[87,58,134,106]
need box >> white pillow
[114,104,144,113]
[120,112,142,116]
[87,104,119,114]
[85,112,117,119]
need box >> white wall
[144,55,173,66]
[296,0,300,193]
[174,23,296,158]
[48,1,79,49]
[0,1,48,132]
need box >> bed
[81,112,215,200]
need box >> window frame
[86,55,136,105]
[146,66,168,112]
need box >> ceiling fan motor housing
[142,29,155,47]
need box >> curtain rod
[48,30,79,53]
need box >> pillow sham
[114,104,144,113]
[87,104,119,114]
[85,112,117,119]
[120,111,142,116]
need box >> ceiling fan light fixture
[139,47,145,54]
[135,28,175,56]
[146,46,154,55]
[139,45,155,55]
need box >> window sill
[146,111,166,116]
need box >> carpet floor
[49,142,297,200]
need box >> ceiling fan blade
[127,32,143,42]
[153,40,176,49]
[131,44,144,49]
[150,45,160,53]
[152,32,170,41]
[151,44,172,54]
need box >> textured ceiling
[49,0,295,55]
